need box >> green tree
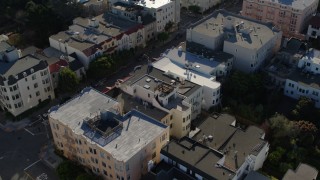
[157,32,169,44]
[58,67,80,93]
[56,161,82,180]
[188,5,201,14]
[76,173,96,180]
[279,162,293,173]
[268,147,285,166]
[87,55,114,79]
[165,21,174,32]
[269,113,296,138]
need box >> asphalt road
[0,126,48,180]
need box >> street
[0,128,47,180]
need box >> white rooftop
[301,49,320,64]
[135,0,172,9]
[153,57,221,89]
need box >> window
[93,149,97,154]
[100,152,105,158]
[34,83,38,88]
[27,86,29,90]
[152,142,156,149]
[29,95,32,98]
[152,152,156,159]
[107,156,110,160]
[25,78,28,82]
[32,74,36,80]
[102,162,107,167]
[183,118,185,123]
[36,91,40,96]
[170,115,173,120]
[103,170,108,176]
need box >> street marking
[28,119,41,126]
[24,128,35,136]
[24,159,41,171]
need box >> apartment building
[49,12,145,69]
[117,66,195,138]
[153,113,269,180]
[153,53,221,110]
[111,2,157,41]
[306,15,320,40]
[266,48,320,108]
[0,55,55,116]
[164,43,234,77]
[49,87,169,180]
[241,0,319,36]
[109,0,180,32]
[181,0,220,13]
[187,10,282,73]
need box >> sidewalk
[0,118,31,132]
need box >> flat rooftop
[190,10,279,50]
[49,87,119,130]
[163,47,232,76]
[124,65,202,98]
[135,0,172,9]
[264,0,317,10]
[153,57,221,89]
[49,88,167,162]
[161,138,235,180]
[107,89,169,120]
[192,113,266,171]
[283,163,318,180]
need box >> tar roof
[49,87,119,130]
[124,65,201,97]
[161,138,235,180]
[190,10,279,50]
[103,110,167,162]
[114,91,169,120]
[192,113,266,171]
[283,163,318,180]
[264,0,317,10]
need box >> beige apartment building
[241,0,319,36]
[48,87,169,180]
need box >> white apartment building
[153,56,221,110]
[0,55,55,116]
[49,87,169,180]
[283,49,320,108]
[241,0,319,35]
[307,15,320,40]
[109,0,180,32]
[165,44,234,77]
[49,12,145,69]
[187,10,282,73]
[181,0,220,13]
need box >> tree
[56,161,82,180]
[76,174,96,180]
[58,67,80,93]
[269,113,297,138]
[165,21,174,32]
[157,32,169,44]
[188,5,201,14]
[268,147,285,166]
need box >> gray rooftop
[192,113,266,171]
[161,138,235,180]
[283,163,318,180]
[113,91,169,120]
[264,0,317,10]
[190,10,280,50]
[124,65,201,98]
[2,55,41,78]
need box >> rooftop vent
[144,84,150,89]
[146,78,151,82]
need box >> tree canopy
[58,67,80,93]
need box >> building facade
[187,10,282,73]
[306,15,320,40]
[241,0,319,35]
[0,55,55,116]
[49,88,169,180]
[109,0,180,32]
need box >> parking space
[24,160,59,180]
